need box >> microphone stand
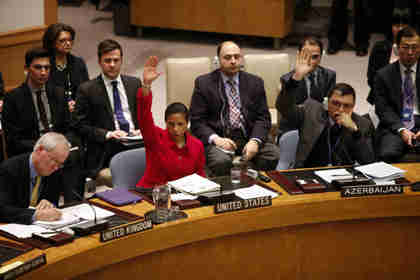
[69,189,109,236]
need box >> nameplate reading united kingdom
[341,184,405,198]
[0,254,46,280]
[214,196,272,214]
[100,220,153,242]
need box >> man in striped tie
[375,26,420,162]
[0,132,69,224]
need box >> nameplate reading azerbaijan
[100,220,153,242]
[0,254,46,280]
[341,184,405,198]
[214,196,272,214]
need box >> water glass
[152,185,171,223]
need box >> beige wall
[0,0,57,91]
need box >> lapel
[391,62,403,112]
[45,82,57,126]
[121,75,137,126]
[22,83,40,132]
[416,62,420,109]
[96,75,114,119]
[212,70,226,106]
[21,153,32,207]
[238,71,249,117]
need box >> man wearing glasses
[3,47,85,203]
[276,48,375,168]
[375,26,420,162]
[0,132,70,225]
[278,36,336,137]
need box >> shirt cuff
[209,134,219,144]
[250,138,262,145]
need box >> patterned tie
[111,81,130,132]
[36,90,50,132]
[226,79,243,129]
[402,69,415,130]
[30,176,41,207]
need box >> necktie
[36,90,50,132]
[226,79,243,129]
[402,69,415,130]
[30,176,41,207]
[111,81,129,132]
[308,73,321,102]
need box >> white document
[0,224,47,239]
[120,134,143,141]
[314,168,353,183]
[168,174,221,195]
[62,203,114,221]
[355,161,406,180]
[34,211,81,229]
[234,185,278,200]
[171,193,198,201]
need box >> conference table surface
[6,163,420,280]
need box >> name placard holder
[214,196,272,214]
[100,219,153,242]
[0,254,46,280]
[341,184,405,198]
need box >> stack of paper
[168,174,221,195]
[314,168,353,183]
[233,185,278,199]
[354,161,406,181]
[0,224,46,239]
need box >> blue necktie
[111,81,129,132]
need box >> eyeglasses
[330,100,354,110]
[57,38,73,45]
[311,54,321,60]
[400,44,419,52]
[46,152,65,169]
[32,64,51,71]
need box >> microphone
[68,189,109,236]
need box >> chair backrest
[276,129,299,170]
[165,57,212,108]
[110,148,146,189]
[243,53,291,128]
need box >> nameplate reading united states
[0,254,46,280]
[100,220,153,242]
[214,196,272,214]
[341,184,405,198]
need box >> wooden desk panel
[130,0,295,39]
[13,163,420,279]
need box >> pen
[331,174,352,177]
[40,232,57,234]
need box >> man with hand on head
[72,39,142,179]
[0,132,70,225]
[190,41,279,176]
[374,26,420,162]
[276,48,375,168]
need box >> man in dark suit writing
[190,41,279,176]
[0,132,70,225]
[73,39,142,179]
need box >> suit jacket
[3,82,71,157]
[277,78,375,168]
[72,74,141,173]
[366,39,393,104]
[374,60,420,133]
[0,153,61,224]
[190,70,271,145]
[280,65,336,104]
[49,53,90,99]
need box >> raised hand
[293,48,315,81]
[143,56,161,86]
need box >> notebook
[95,188,142,206]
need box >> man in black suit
[278,36,336,136]
[375,26,420,162]
[73,39,142,179]
[0,132,69,225]
[190,41,279,176]
[3,47,84,203]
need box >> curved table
[16,163,420,279]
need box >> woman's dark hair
[328,82,356,103]
[42,23,76,54]
[165,102,189,122]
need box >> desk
[8,163,420,279]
